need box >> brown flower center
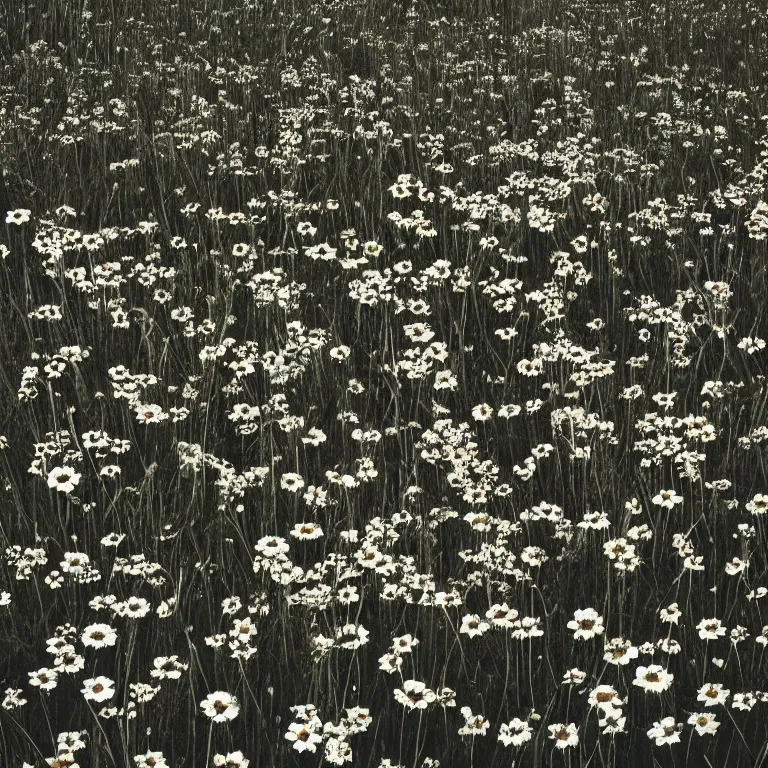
[596,692,614,703]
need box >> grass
[0,0,768,766]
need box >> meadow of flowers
[1,0,768,765]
